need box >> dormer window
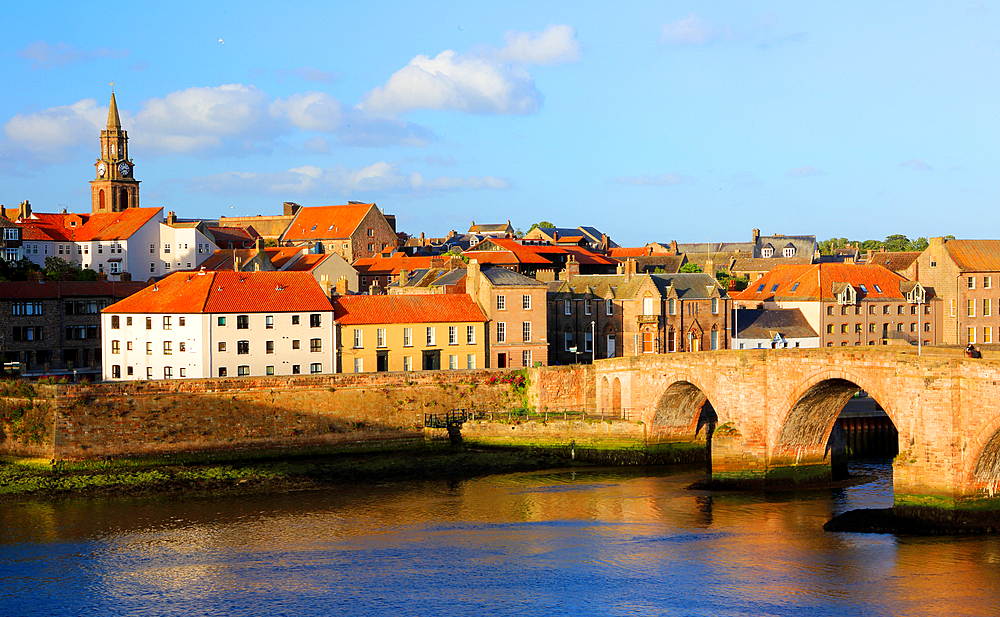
[762,248,774,258]
[783,247,795,258]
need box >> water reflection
[1,461,999,616]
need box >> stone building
[90,92,139,213]
[0,280,147,377]
[278,202,398,262]
[914,237,1000,346]
[731,263,940,348]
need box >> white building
[731,308,820,350]
[101,270,336,381]
[18,206,219,281]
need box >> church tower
[90,90,139,213]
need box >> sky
[1,2,999,247]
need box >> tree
[680,262,703,273]
[527,221,556,234]
[42,257,97,281]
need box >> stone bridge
[535,348,1000,511]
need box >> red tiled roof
[18,208,162,242]
[0,280,147,300]
[208,226,256,246]
[285,254,330,271]
[944,240,1000,272]
[865,251,920,272]
[282,204,374,241]
[353,255,437,275]
[104,271,333,314]
[609,247,653,258]
[731,263,910,303]
[334,294,487,325]
[266,247,308,269]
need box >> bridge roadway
[560,347,1000,511]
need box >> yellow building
[333,295,488,372]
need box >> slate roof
[333,294,487,325]
[734,308,819,340]
[731,264,913,303]
[104,271,333,314]
[0,280,148,300]
[650,273,726,299]
[865,251,920,272]
[480,266,546,287]
[207,226,257,246]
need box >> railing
[427,406,639,425]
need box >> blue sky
[1,2,998,246]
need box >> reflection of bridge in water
[535,348,1000,511]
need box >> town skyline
[3,2,999,246]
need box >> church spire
[107,89,121,129]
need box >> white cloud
[271,91,343,132]
[901,158,933,171]
[272,91,434,147]
[661,13,731,45]
[615,172,689,186]
[787,166,824,177]
[361,50,541,116]
[17,41,129,69]
[189,162,508,198]
[4,99,105,154]
[497,25,581,65]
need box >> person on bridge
[967,344,982,358]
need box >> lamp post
[734,303,739,350]
[590,320,595,364]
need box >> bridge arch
[966,413,1000,491]
[650,375,721,438]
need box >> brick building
[731,263,940,347]
[914,237,1000,346]
[465,260,548,368]
[278,203,398,262]
[0,280,147,377]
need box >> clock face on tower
[118,162,130,177]
[98,162,106,177]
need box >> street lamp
[734,303,739,350]
[590,320,595,363]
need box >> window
[218,316,226,326]
[3,228,16,241]
[377,328,386,347]
[523,295,531,310]
[969,327,976,344]
[310,363,322,374]
[756,284,765,292]
[403,356,412,371]
[266,316,274,329]
[164,243,171,254]
[150,243,155,254]
[565,331,573,351]
[266,341,274,354]
[449,326,458,345]
[951,299,956,317]
[164,366,173,379]
[910,322,917,332]
[584,331,593,353]
[783,247,795,258]
[218,341,227,352]
[310,338,322,352]
[986,276,993,289]
[712,298,719,314]
[236,315,249,329]
[238,366,250,377]
[827,324,834,334]
[883,305,890,315]
[496,322,506,343]
[896,305,904,315]
[523,322,531,342]
[310,314,321,328]
[840,324,848,334]
[353,358,363,373]
[146,342,153,355]
[564,299,571,315]
[522,350,532,367]
[147,367,154,379]
[986,328,994,344]
[237,341,249,354]
[467,354,476,370]
[925,322,931,332]
[426,327,436,345]
[150,262,155,273]
[292,315,300,325]
[449,355,458,370]
[466,325,475,345]
[896,323,904,332]
[163,316,172,330]
[987,299,993,318]
[292,339,300,350]
[827,306,834,316]
[606,299,613,315]
[127,366,133,376]
[585,299,592,315]
[497,295,506,311]
[127,341,132,351]
[353,329,363,348]
[112,365,120,379]
[762,247,774,258]
[179,342,185,352]
[266,366,274,376]
[869,323,876,333]
[643,297,654,315]
[403,327,413,347]
[911,305,917,315]
[146,316,152,330]
[367,228,374,237]
[969,299,976,318]
[111,340,120,354]
[163,341,172,355]
[969,276,976,290]
[668,298,675,315]
[111,315,120,329]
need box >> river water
[1,460,999,617]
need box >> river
[1,460,999,616]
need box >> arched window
[99,189,105,211]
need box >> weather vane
[110,81,114,93]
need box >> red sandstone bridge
[540,348,1000,510]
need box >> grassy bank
[0,442,586,501]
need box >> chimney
[255,237,264,252]
[121,272,132,282]
[553,230,559,242]
[430,257,444,268]
[233,251,241,271]
[564,255,580,280]
[623,258,636,283]
[96,272,108,282]
[335,275,349,296]
[616,262,624,275]
[535,268,555,282]
[752,229,760,244]
[670,240,678,255]
[420,232,425,246]
[283,202,301,216]
[166,211,177,225]
[18,200,31,220]
[319,274,333,297]
[706,256,715,276]
[467,258,481,296]
[601,233,608,250]
[399,268,409,286]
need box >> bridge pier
[710,423,847,486]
